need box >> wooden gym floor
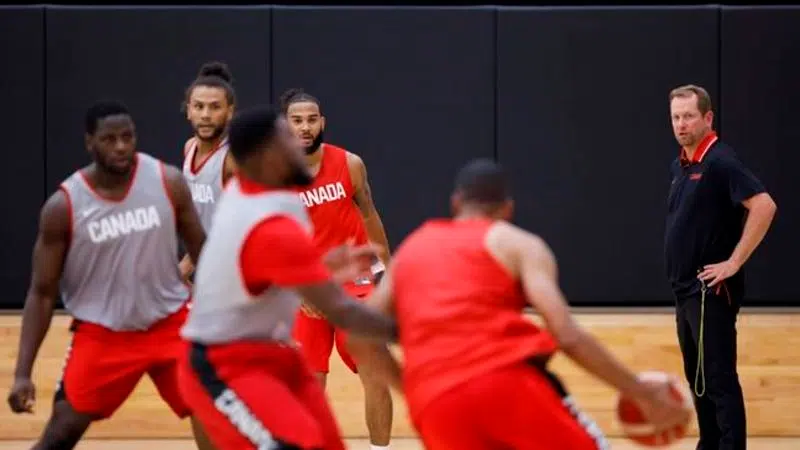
[0,438,798,449]
[1,310,798,449]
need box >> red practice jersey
[391,218,559,422]
[296,144,372,296]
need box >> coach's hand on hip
[698,259,741,288]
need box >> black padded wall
[496,7,719,305]
[0,7,45,304]
[0,5,797,308]
[271,7,496,245]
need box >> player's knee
[358,370,392,397]
[38,401,92,450]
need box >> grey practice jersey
[59,153,190,331]
[181,178,313,345]
[182,137,229,231]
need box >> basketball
[616,371,693,447]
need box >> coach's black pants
[676,284,746,450]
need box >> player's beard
[305,130,324,155]
[194,122,227,143]
[93,148,135,176]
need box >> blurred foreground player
[349,159,692,450]
[7,101,209,449]
[281,88,393,450]
[178,105,397,450]
[178,61,238,283]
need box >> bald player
[279,88,394,450]
[178,105,397,450]
[7,101,210,449]
[178,61,237,282]
[349,159,692,450]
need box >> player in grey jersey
[178,61,238,284]
[177,105,397,450]
[6,101,213,450]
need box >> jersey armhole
[58,185,73,248]
[183,137,195,158]
[159,162,178,218]
[221,149,233,189]
[342,150,359,195]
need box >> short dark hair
[454,158,511,205]
[279,88,321,113]
[85,100,131,135]
[227,105,281,164]
[183,61,236,110]
[669,84,713,115]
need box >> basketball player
[349,159,692,450]
[178,61,238,282]
[280,88,394,450]
[6,101,210,450]
[178,105,397,450]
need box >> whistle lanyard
[694,279,707,398]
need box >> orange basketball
[616,371,693,447]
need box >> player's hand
[633,378,692,433]
[324,240,380,284]
[7,377,36,414]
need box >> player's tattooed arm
[347,152,391,267]
[162,164,206,265]
[13,190,70,383]
[347,268,403,391]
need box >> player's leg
[149,358,216,450]
[36,325,146,449]
[335,328,393,448]
[294,362,348,450]
[416,362,609,450]
[143,305,217,450]
[178,342,327,450]
[293,309,335,387]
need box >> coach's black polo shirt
[664,132,766,299]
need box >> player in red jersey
[280,89,393,450]
[349,159,692,449]
[177,105,398,450]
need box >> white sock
[370,445,390,450]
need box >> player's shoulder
[487,221,552,257]
[40,187,72,229]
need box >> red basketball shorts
[293,286,372,374]
[414,362,610,450]
[178,341,346,450]
[55,304,191,420]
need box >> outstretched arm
[13,191,70,384]
[241,216,397,343]
[347,153,391,267]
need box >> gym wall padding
[271,7,496,245]
[0,5,798,308]
[45,6,273,192]
[496,6,719,305]
[0,7,46,305]
[719,6,800,305]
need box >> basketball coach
[663,84,777,450]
